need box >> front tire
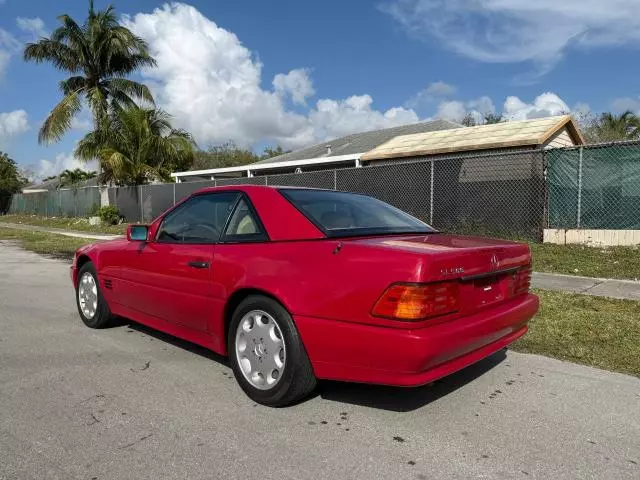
[76,262,112,329]
[228,295,317,407]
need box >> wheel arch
[223,287,292,354]
[76,254,93,272]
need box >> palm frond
[39,90,83,144]
[59,76,87,95]
[106,78,155,105]
[24,40,81,72]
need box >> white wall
[544,128,575,148]
[544,229,640,246]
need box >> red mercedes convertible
[71,186,538,406]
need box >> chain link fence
[5,141,639,242]
[2,187,100,217]
[547,140,640,230]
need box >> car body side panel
[210,240,426,335]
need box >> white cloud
[381,0,640,77]
[0,109,29,146]
[424,81,456,97]
[503,92,570,121]
[435,100,465,122]
[611,97,640,113]
[122,3,418,150]
[435,95,495,123]
[35,152,98,181]
[16,17,47,40]
[0,28,20,76]
[406,80,456,108]
[308,94,419,142]
[273,68,315,106]
[573,102,591,116]
[434,92,576,123]
[468,96,496,116]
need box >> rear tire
[76,262,112,329]
[228,295,317,407]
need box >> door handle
[187,260,210,269]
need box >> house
[170,119,461,182]
[22,177,99,194]
[360,115,584,163]
[354,115,585,238]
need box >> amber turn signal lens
[371,282,459,321]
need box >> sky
[1,0,640,179]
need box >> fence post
[430,160,435,225]
[172,183,176,206]
[333,170,337,190]
[265,176,269,186]
[139,185,144,223]
[577,146,583,228]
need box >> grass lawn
[531,243,640,281]
[512,289,640,377]
[0,214,127,235]
[0,227,96,260]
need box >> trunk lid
[349,234,531,280]
[347,233,532,313]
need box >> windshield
[280,189,436,237]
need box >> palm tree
[23,0,156,144]
[590,111,640,142]
[75,105,195,185]
[58,168,97,188]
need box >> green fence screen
[548,142,640,229]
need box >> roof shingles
[252,119,461,165]
[361,115,584,161]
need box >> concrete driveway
[0,242,638,480]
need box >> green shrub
[98,205,121,225]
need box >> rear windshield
[280,189,436,237]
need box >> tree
[460,112,503,127]
[75,105,195,185]
[0,152,27,213]
[23,0,156,144]
[192,142,260,170]
[261,145,290,160]
[461,113,477,127]
[583,111,640,143]
[191,143,291,171]
[483,113,503,124]
[58,168,97,188]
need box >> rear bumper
[295,293,538,386]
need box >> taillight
[371,282,459,321]
[513,265,532,296]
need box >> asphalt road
[1,242,639,480]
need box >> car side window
[223,197,268,243]
[156,193,240,244]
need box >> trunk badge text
[440,267,464,276]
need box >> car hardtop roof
[192,184,335,195]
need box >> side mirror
[127,224,149,242]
